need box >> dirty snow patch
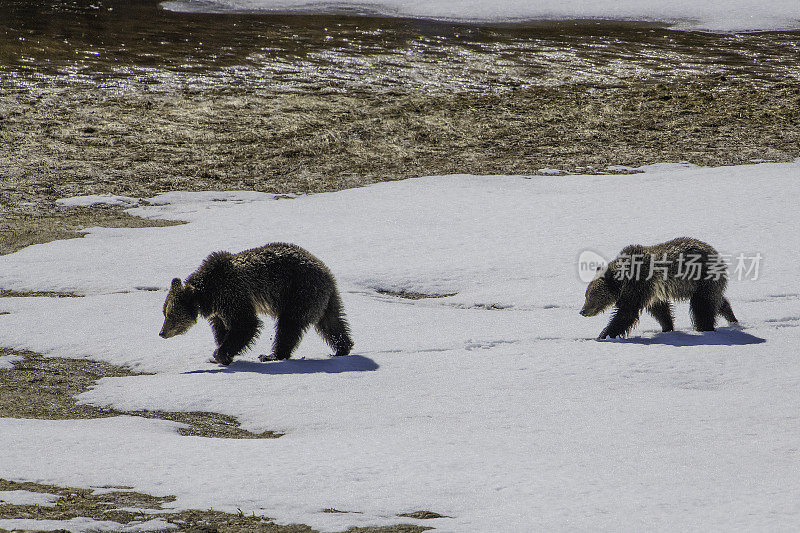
[56,194,140,208]
[0,490,60,507]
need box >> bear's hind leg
[690,292,719,332]
[718,297,738,324]
[648,301,674,332]
[262,316,306,361]
[315,293,354,356]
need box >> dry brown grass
[0,349,280,438]
[0,478,433,532]
[2,79,798,255]
[0,206,183,255]
[3,80,799,209]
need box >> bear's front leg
[211,315,262,365]
[209,317,232,364]
[599,307,641,339]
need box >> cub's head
[579,266,620,317]
[159,278,198,339]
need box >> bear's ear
[171,278,182,291]
[591,264,607,281]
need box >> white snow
[1,161,800,531]
[0,354,22,370]
[536,168,567,175]
[145,190,280,206]
[0,490,59,507]
[161,0,800,32]
[56,194,140,208]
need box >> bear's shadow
[184,353,379,375]
[604,327,765,346]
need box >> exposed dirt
[375,289,458,300]
[0,205,183,256]
[397,512,449,520]
[0,289,83,297]
[0,349,280,438]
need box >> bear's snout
[579,309,588,316]
[159,324,172,338]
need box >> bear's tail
[315,289,354,356]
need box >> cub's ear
[184,283,196,298]
[171,278,183,291]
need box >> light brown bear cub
[580,237,738,339]
[160,243,353,365]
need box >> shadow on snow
[604,327,766,346]
[184,354,379,375]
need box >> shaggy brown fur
[160,243,353,365]
[580,237,738,339]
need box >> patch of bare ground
[0,479,432,532]
[397,511,449,519]
[2,80,799,208]
[0,205,183,256]
[375,289,458,300]
[347,527,433,533]
[2,79,798,255]
[0,289,82,297]
[0,349,279,438]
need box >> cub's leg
[213,314,261,365]
[647,301,674,332]
[210,316,228,346]
[599,306,641,339]
[718,297,738,324]
[260,316,306,361]
[689,287,720,332]
[599,288,644,339]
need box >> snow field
[0,162,799,530]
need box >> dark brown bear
[159,243,353,365]
[580,237,738,339]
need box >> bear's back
[609,237,726,303]
[233,243,335,321]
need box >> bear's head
[580,266,621,317]
[159,278,199,338]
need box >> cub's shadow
[605,327,766,346]
[184,354,379,375]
